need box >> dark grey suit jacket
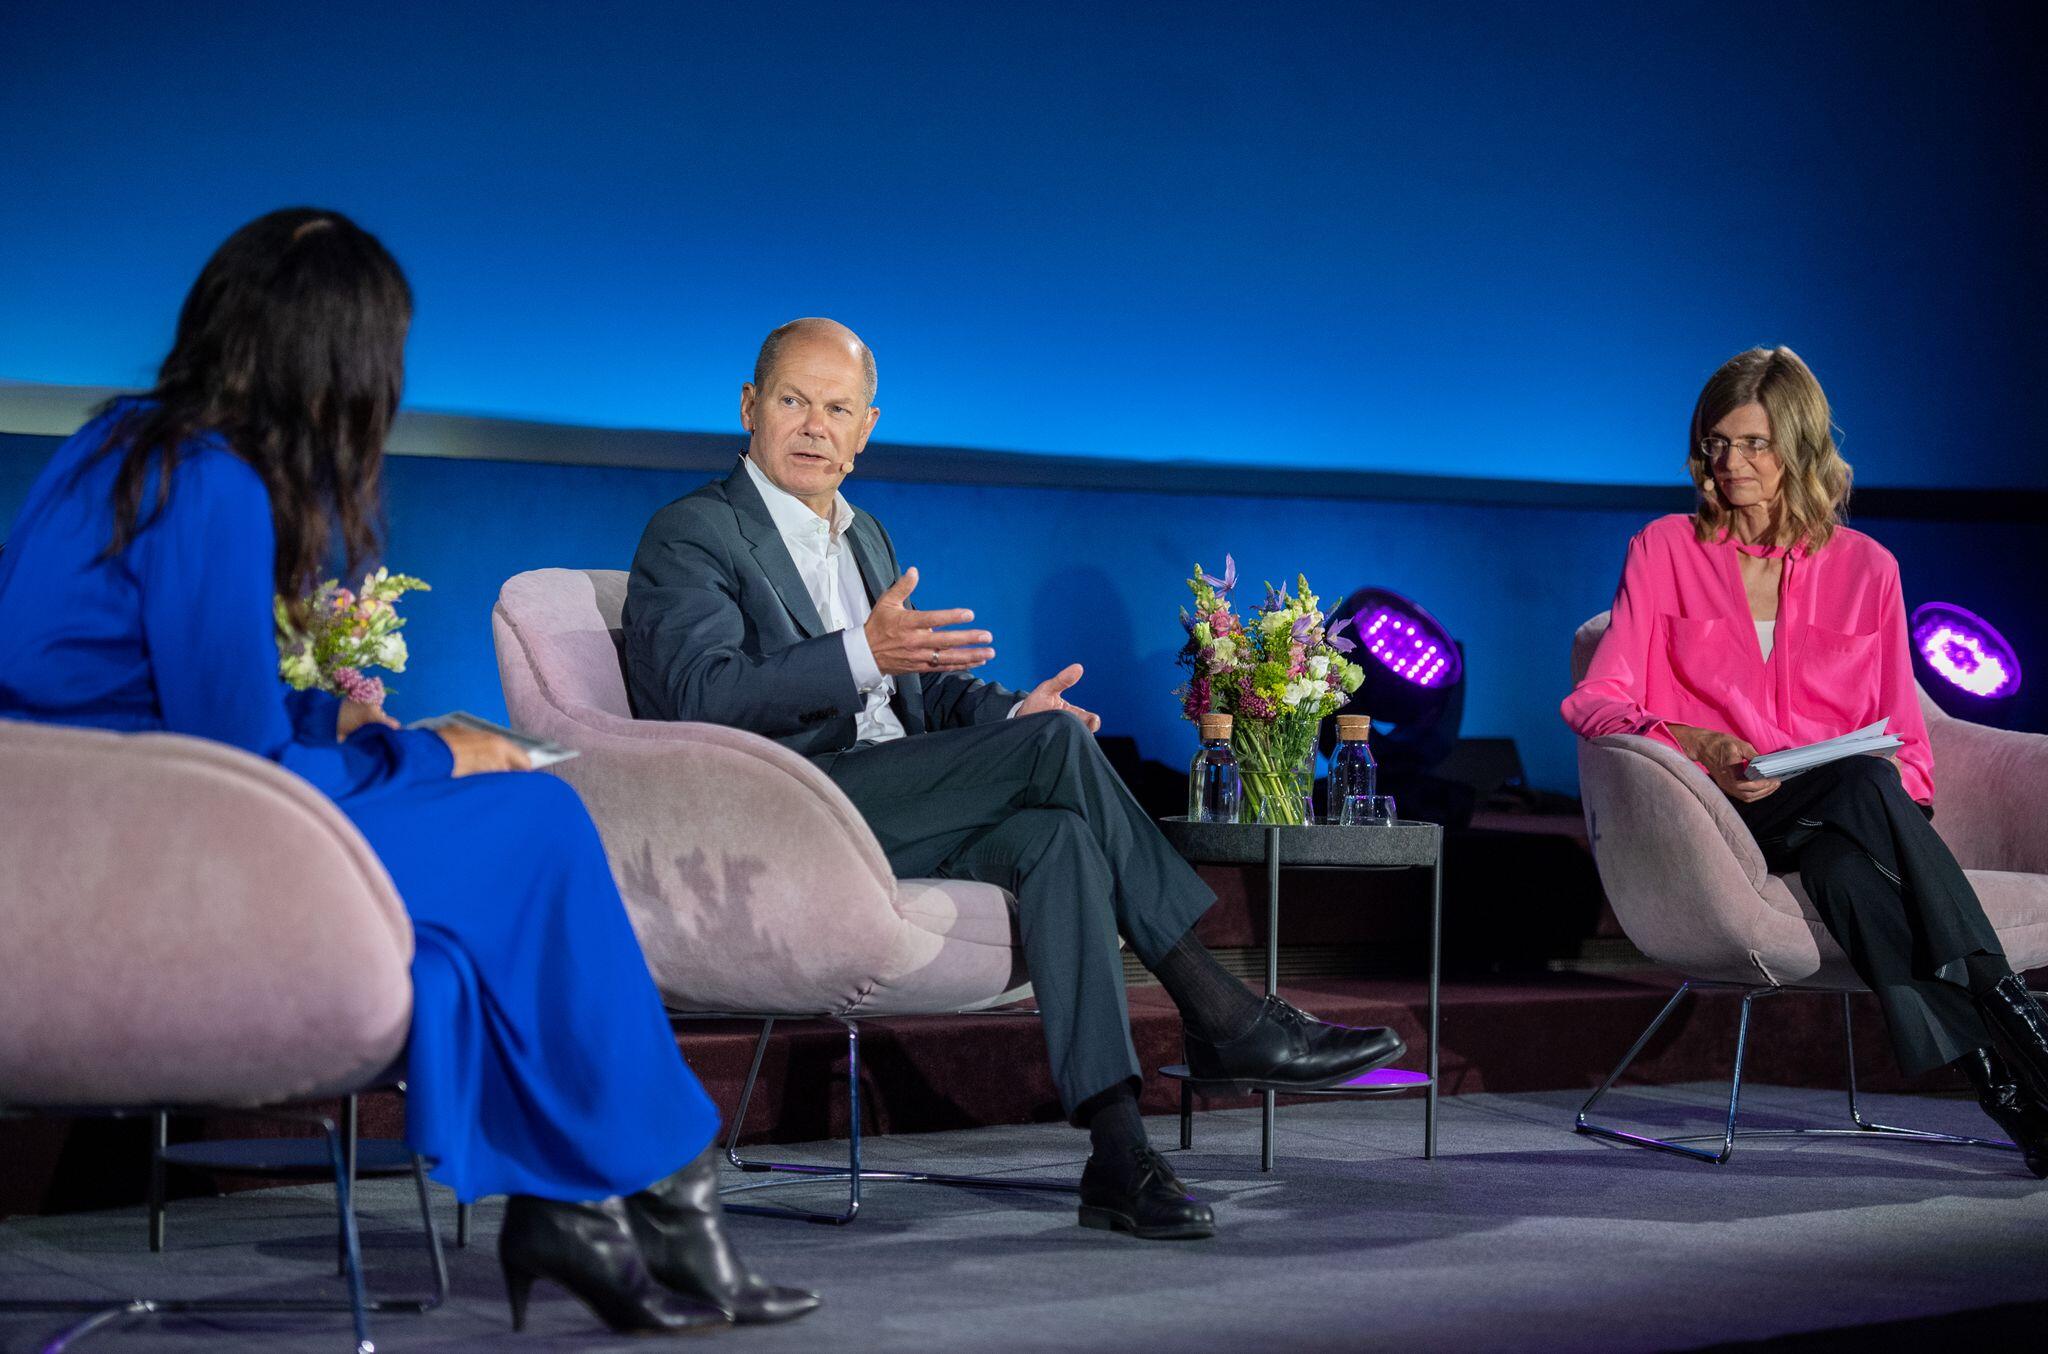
[623,459,1021,758]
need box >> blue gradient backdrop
[3,2,2043,485]
[3,4,2043,792]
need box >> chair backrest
[0,720,413,1107]
[492,568,636,721]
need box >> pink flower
[334,666,386,706]
[1209,609,1236,635]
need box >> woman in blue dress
[0,208,817,1336]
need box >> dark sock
[1964,952,2016,996]
[1151,931,1265,1043]
[1085,1086,1148,1185]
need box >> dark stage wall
[4,430,2040,795]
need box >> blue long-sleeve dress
[0,404,718,1202]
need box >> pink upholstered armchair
[0,718,442,1349]
[1567,611,2048,1162]
[491,568,1043,1222]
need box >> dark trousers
[820,711,1216,1119]
[1733,755,2002,1076]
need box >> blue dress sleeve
[135,449,453,797]
[285,687,343,741]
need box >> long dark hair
[87,207,412,620]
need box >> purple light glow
[1911,602,2021,699]
[1361,606,1457,687]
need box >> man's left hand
[338,699,400,740]
[1016,663,1101,733]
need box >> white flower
[1210,636,1238,670]
[373,634,409,671]
[1306,655,1330,679]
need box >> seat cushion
[1758,868,2048,989]
[857,878,1031,1016]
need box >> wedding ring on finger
[931,649,941,665]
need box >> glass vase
[1231,720,1319,825]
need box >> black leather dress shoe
[1977,976,2048,1107]
[1184,995,1407,1090]
[1960,1046,2048,1180]
[1078,1146,1216,1240]
[624,1147,822,1325]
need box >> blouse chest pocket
[1795,623,1882,727]
[1660,615,1746,698]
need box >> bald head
[754,317,877,404]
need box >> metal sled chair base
[4,1102,447,1354]
[705,1014,1080,1225]
[1575,980,2017,1165]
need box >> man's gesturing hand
[1015,663,1102,732]
[864,566,995,676]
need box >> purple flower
[1180,606,1195,634]
[1199,554,1237,593]
[1290,614,1316,645]
[1326,613,1357,654]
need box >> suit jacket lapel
[849,514,925,734]
[725,461,827,639]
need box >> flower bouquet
[276,567,430,706]
[1178,556,1363,824]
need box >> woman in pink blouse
[1564,347,2048,1175]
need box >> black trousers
[1733,755,2002,1076]
[820,711,1217,1119]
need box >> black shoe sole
[1187,1036,1411,1094]
[1078,1205,1216,1240]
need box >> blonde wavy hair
[1688,347,1853,552]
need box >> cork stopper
[1336,715,1372,740]
[1198,713,1233,741]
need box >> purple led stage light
[1910,602,2021,699]
[1359,601,1462,688]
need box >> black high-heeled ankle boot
[624,1148,822,1325]
[499,1193,731,1335]
[1960,1047,2048,1180]
[1976,975,2048,1106]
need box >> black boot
[1184,994,1406,1091]
[1959,1047,2048,1180]
[624,1147,822,1325]
[498,1194,729,1334]
[1976,975,2048,1107]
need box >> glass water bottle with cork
[1187,712,1242,823]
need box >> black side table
[1157,817,1444,1171]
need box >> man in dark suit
[624,318,1404,1239]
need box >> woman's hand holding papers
[1670,722,1781,803]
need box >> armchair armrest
[1576,733,1777,981]
[1925,707,2048,875]
[525,704,910,1015]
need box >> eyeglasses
[1699,435,1776,462]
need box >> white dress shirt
[741,454,907,744]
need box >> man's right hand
[864,566,995,676]
[1670,722,1779,802]
[436,725,533,777]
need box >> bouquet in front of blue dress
[1176,557,1365,824]
[275,567,430,706]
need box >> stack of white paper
[1743,719,1901,781]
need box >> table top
[1157,816,1442,867]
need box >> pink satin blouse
[1561,513,1933,803]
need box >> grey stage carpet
[3,1084,2045,1353]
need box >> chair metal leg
[9,1104,386,1354]
[717,1016,1078,1225]
[455,1202,471,1249]
[1576,982,2018,1164]
[146,1113,168,1254]
[1179,1081,1193,1151]
[1841,995,2009,1148]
